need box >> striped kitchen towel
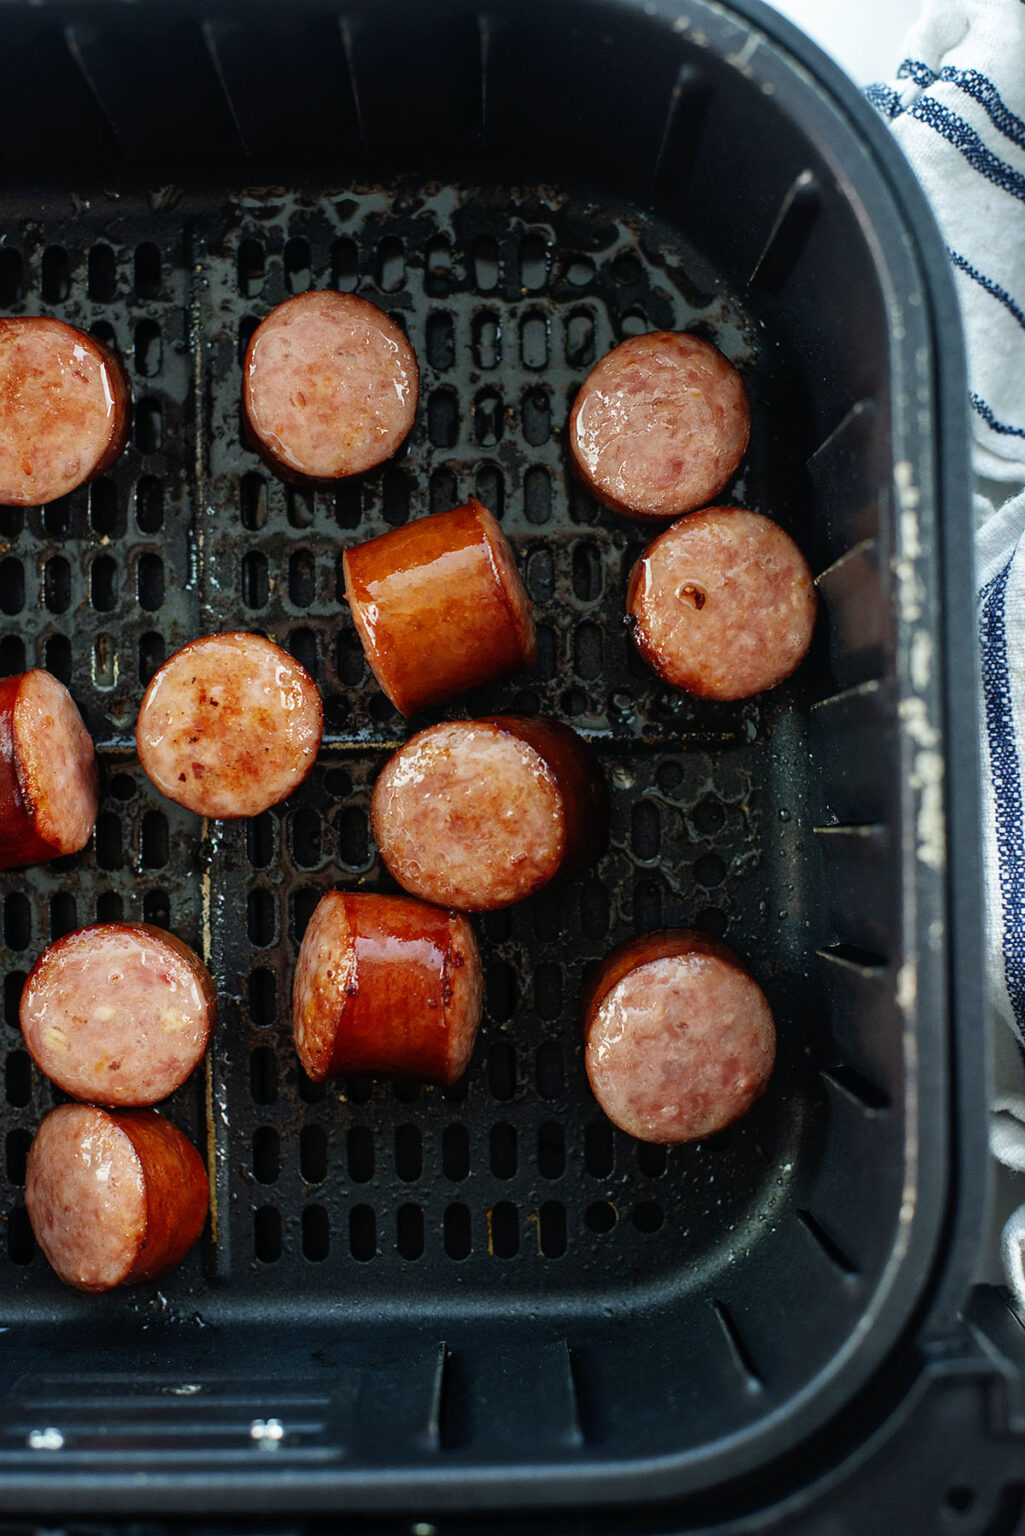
[868,0,1025,1303]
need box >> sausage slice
[569,331,749,520]
[0,670,99,869]
[293,891,483,1086]
[25,1104,209,1292]
[584,930,776,1143]
[343,499,536,715]
[372,715,608,910]
[243,291,419,482]
[627,506,817,700]
[136,632,323,818]
[20,922,216,1106]
[0,317,130,506]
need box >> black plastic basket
[0,0,1022,1528]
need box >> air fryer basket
[0,0,996,1521]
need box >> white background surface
[762,0,923,83]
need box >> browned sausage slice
[20,922,216,1106]
[343,499,536,715]
[0,317,130,506]
[25,1104,209,1292]
[627,506,817,700]
[0,670,99,869]
[136,632,323,818]
[583,929,776,1143]
[243,291,419,482]
[568,331,749,520]
[371,715,608,910]
[294,891,483,1085]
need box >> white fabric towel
[868,0,1025,1304]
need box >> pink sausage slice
[569,331,749,521]
[0,317,130,506]
[343,499,536,716]
[583,929,776,1144]
[294,891,483,1086]
[243,291,419,482]
[136,632,323,818]
[371,715,609,911]
[627,506,817,700]
[20,922,216,1106]
[0,670,99,869]
[26,1104,209,1292]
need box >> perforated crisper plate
[0,181,825,1308]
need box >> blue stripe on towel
[949,248,1025,335]
[909,97,1025,202]
[972,394,1025,439]
[899,59,1025,148]
[865,82,903,119]
[981,555,1025,1038]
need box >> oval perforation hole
[5,1050,32,1107]
[632,800,662,860]
[488,1041,517,1101]
[442,1123,470,1181]
[290,808,321,869]
[136,399,163,455]
[300,1124,328,1184]
[471,311,501,371]
[245,813,274,870]
[142,890,170,928]
[632,1200,665,1232]
[585,1120,614,1177]
[519,232,550,290]
[585,1200,617,1233]
[285,484,314,530]
[134,476,163,533]
[242,550,268,610]
[524,466,551,525]
[430,466,458,512]
[137,552,164,611]
[520,309,548,369]
[490,1122,517,1179]
[41,245,71,303]
[134,320,162,377]
[473,388,503,447]
[289,550,316,608]
[426,311,455,372]
[425,234,452,294]
[538,1121,565,1179]
[139,632,165,685]
[475,463,504,520]
[254,1205,281,1262]
[95,891,123,924]
[565,309,595,367]
[94,811,122,870]
[395,1124,422,1182]
[8,1206,33,1265]
[6,1128,31,1187]
[473,236,499,291]
[1,559,24,616]
[382,466,411,527]
[538,1202,566,1257]
[49,892,76,942]
[428,388,458,448]
[43,556,71,614]
[621,308,648,338]
[487,961,518,1023]
[303,1204,329,1261]
[249,1046,277,1106]
[397,1204,424,1260]
[347,1125,374,1183]
[335,481,361,529]
[635,878,665,931]
[526,547,554,604]
[444,1202,472,1259]
[572,541,603,602]
[522,388,551,445]
[349,1204,376,1261]
[237,239,265,298]
[0,636,25,675]
[134,242,161,299]
[338,807,368,870]
[489,1201,519,1257]
[331,237,358,292]
[141,810,168,870]
[88,244,116,301]
[298,1066,326,1105]
[284,237,311,294]
[43,635,71,684]
[90,555,117,613]
[536,1039,564,1101]
[248,889,276,947]
[248,967,275,1027]
[240,472,267,531]
[376,236,404,292]
[252,1127,279,1184]
[3,893,30,951]
[637,1142,668,1178]
[4,972,25,1028]
[290,885,320,947]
